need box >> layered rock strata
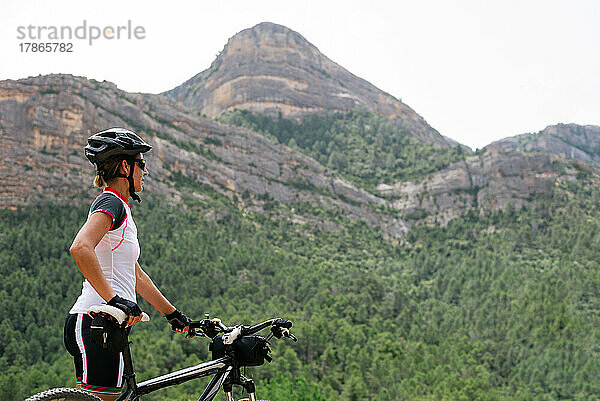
[165,22,460,148]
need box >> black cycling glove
[165,309,192,332]
[108,295,142,319]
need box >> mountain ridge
[489,123,600,166]
[1,23,598,239]
[2,73,595,238]
[0,74,412,238]
[164,22,461,148]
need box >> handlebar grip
[188,319,220,338]
[279,327,298,341]
[188,321,202,329]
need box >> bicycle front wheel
[25,388,103,401]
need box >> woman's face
[131,154,148,192]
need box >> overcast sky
[2,0,598,150]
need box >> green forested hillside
[2,176,600,400]
[218,110,465,192]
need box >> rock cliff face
[490,123,600,165]
[0,74,410,237]
[376,147,579,225]
[1,74,589,239]
[164,22,459,148]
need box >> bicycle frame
[115,337,256,401]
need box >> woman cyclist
[65,128,194,401]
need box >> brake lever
[189,319,218,339]
[280,328,298,342]
[271,325,298,342]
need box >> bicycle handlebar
[86,306,296,342]
[188,316,297,342]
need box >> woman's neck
[106,178,129,200]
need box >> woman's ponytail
[93,158,123,188]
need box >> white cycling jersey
[70,187,140,314]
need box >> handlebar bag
[90,313,127,353]
[210,335,271,366]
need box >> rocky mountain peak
[220,22,321,64]
[164,22,458,147]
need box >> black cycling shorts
[64,314,124,397]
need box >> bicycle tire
[25,387,103,401]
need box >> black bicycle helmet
[85,128,152,202]
[85,128,152,165]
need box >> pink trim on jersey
[104,187,129,205]
[111,216,128,251]
[92,209,116,229]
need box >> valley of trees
[2,172,600,400]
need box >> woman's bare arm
[136,264,194,333]
[69,212,116,302]
[135,262,176,316]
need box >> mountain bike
[25,305,297,401]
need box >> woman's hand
[126,315,144,327]
[165,309,195,337]
[108,295,143,327]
